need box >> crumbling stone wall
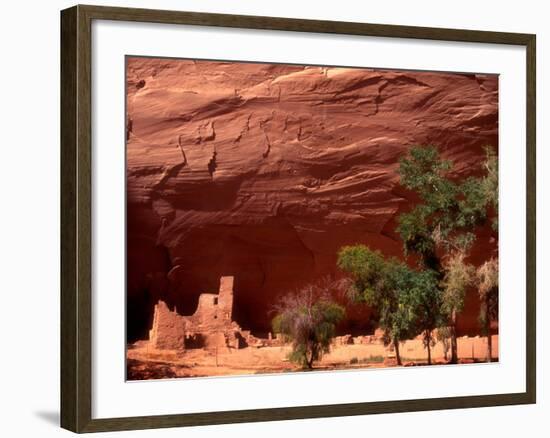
[217,276,234,323]
[149,301,186,350]
[148,276,246,351]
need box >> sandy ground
[127,335,499,380]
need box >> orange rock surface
[126,57,498,341]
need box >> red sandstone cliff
[126,57,498,341]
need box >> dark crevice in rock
[177,134,188,165]
[207,149,218,177]
[234,114,252,144]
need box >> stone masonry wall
[148,276,241,351]
[149,300,186,350]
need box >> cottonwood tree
[405,269,442,365]
[336,146,497,366]
[272,285,345,369]
[338,245,440,365]
[397,145,497,363]
[440,248,475,363]
[476,258,499,362]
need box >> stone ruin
[149,276,254,351]
[333,328,386,346]
[148,275,389,353]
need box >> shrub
[272,286,345,369]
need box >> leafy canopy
[337,145,498,363]
[338,245,440,347]
[397,145,495,265]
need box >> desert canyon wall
[126,57,498,342]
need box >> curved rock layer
[126,57,498,342]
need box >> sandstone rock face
[126,57,498,341]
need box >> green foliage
[385,263,441,349]
[397,145,497,263]
[401,269,442,352]
[272,287,345,369]
[338,245,440,351]
[336,144,498,365]
[337,245,386,305]
[456,177,488,230]
[397,145,498,362]
[398,145,453,195]
[398,146,456,261]
[396,205,435,259]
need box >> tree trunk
[306,349,314,369]
[485,313,492,363]
[394,339,402,366]
[450,310,458,364]
[426,330,432,365]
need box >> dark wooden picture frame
[61,4,536,433]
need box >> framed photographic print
[60,4,536,433]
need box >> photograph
[125,56,499,380]
[1,0,542,435]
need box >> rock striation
[126,57,498,341]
